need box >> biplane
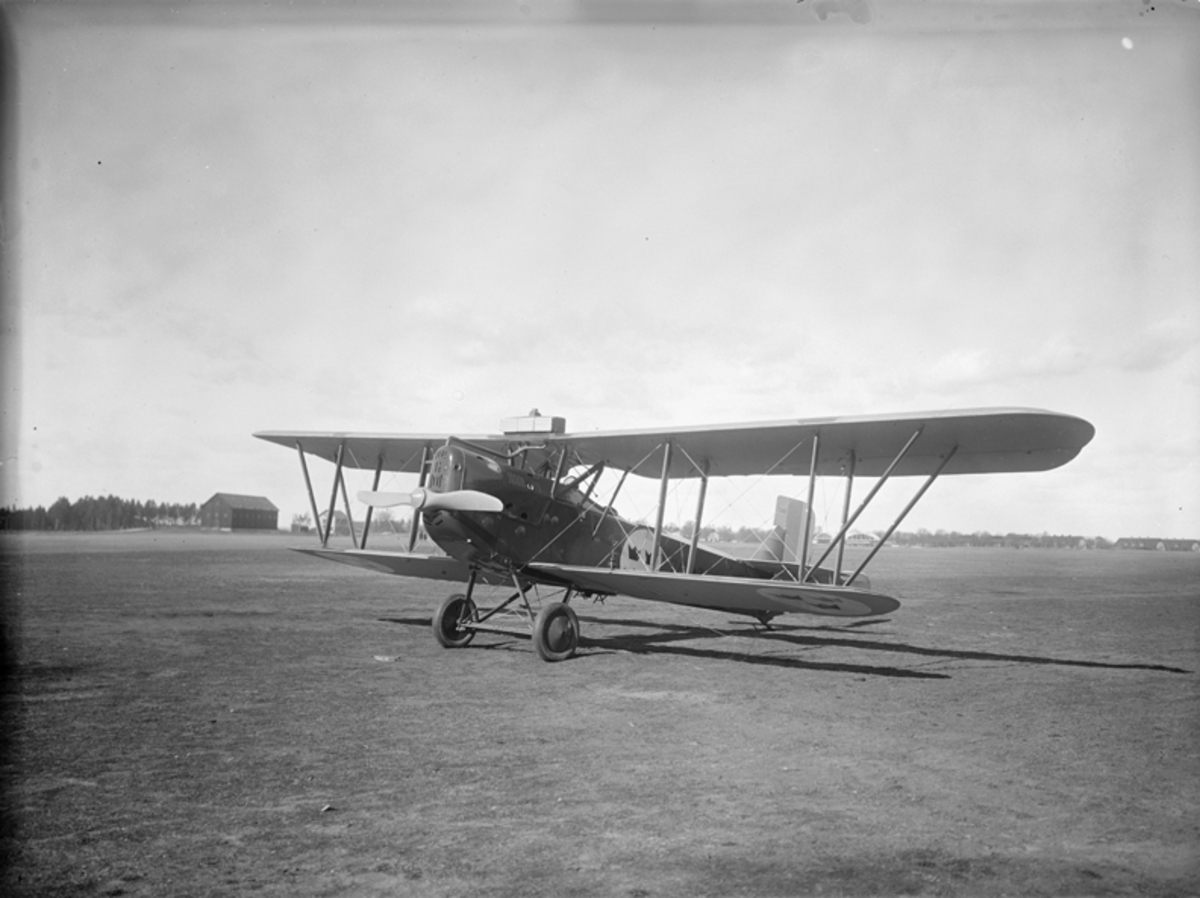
[254,408,1094,662]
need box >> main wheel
[433,593,476,648]
[533,602,579,662]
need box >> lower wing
[528,564,900,618]
[291,548,509,584]
[289,549,897,617]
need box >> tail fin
[752,496,814,563]
[751,495,871,588]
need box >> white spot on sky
[1122,37,1133,50]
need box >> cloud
[1116,315,1200,375]
[1016,340,1093,379]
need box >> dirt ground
[2,530,1197,897]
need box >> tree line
[0,496,201,531]
[0,499,1117,547]
[672,521,1113,549]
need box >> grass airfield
[3,530,1198,897]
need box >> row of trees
[887,529,1111,549]
[0,500,1117,548]
[0,496,201,532]
[294,510,415,536]
[671,521,1112,549]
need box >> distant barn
[200,493,279,531]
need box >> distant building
[845,532,877,547]
[1115,537,1200,552]
[200,493,279,531]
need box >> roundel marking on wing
[755,586,877,617]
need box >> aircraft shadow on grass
[376,614,1192,679]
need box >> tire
[532,602,579,662]
[433,593,476,648]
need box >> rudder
[752,495,815,563]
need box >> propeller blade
[357,488,503,513]
[423,490,505,513]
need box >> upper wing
[529,563,901,618]
[253,431,513,472]
[546,407,1094,478]
[255,407,1093,479]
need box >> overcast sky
[4,1,1198,539]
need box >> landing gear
[533,602,580,662]
[432,593,476,648]
[430,572,580,661]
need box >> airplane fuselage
[420,442,629,572]
[419,441,763,581]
